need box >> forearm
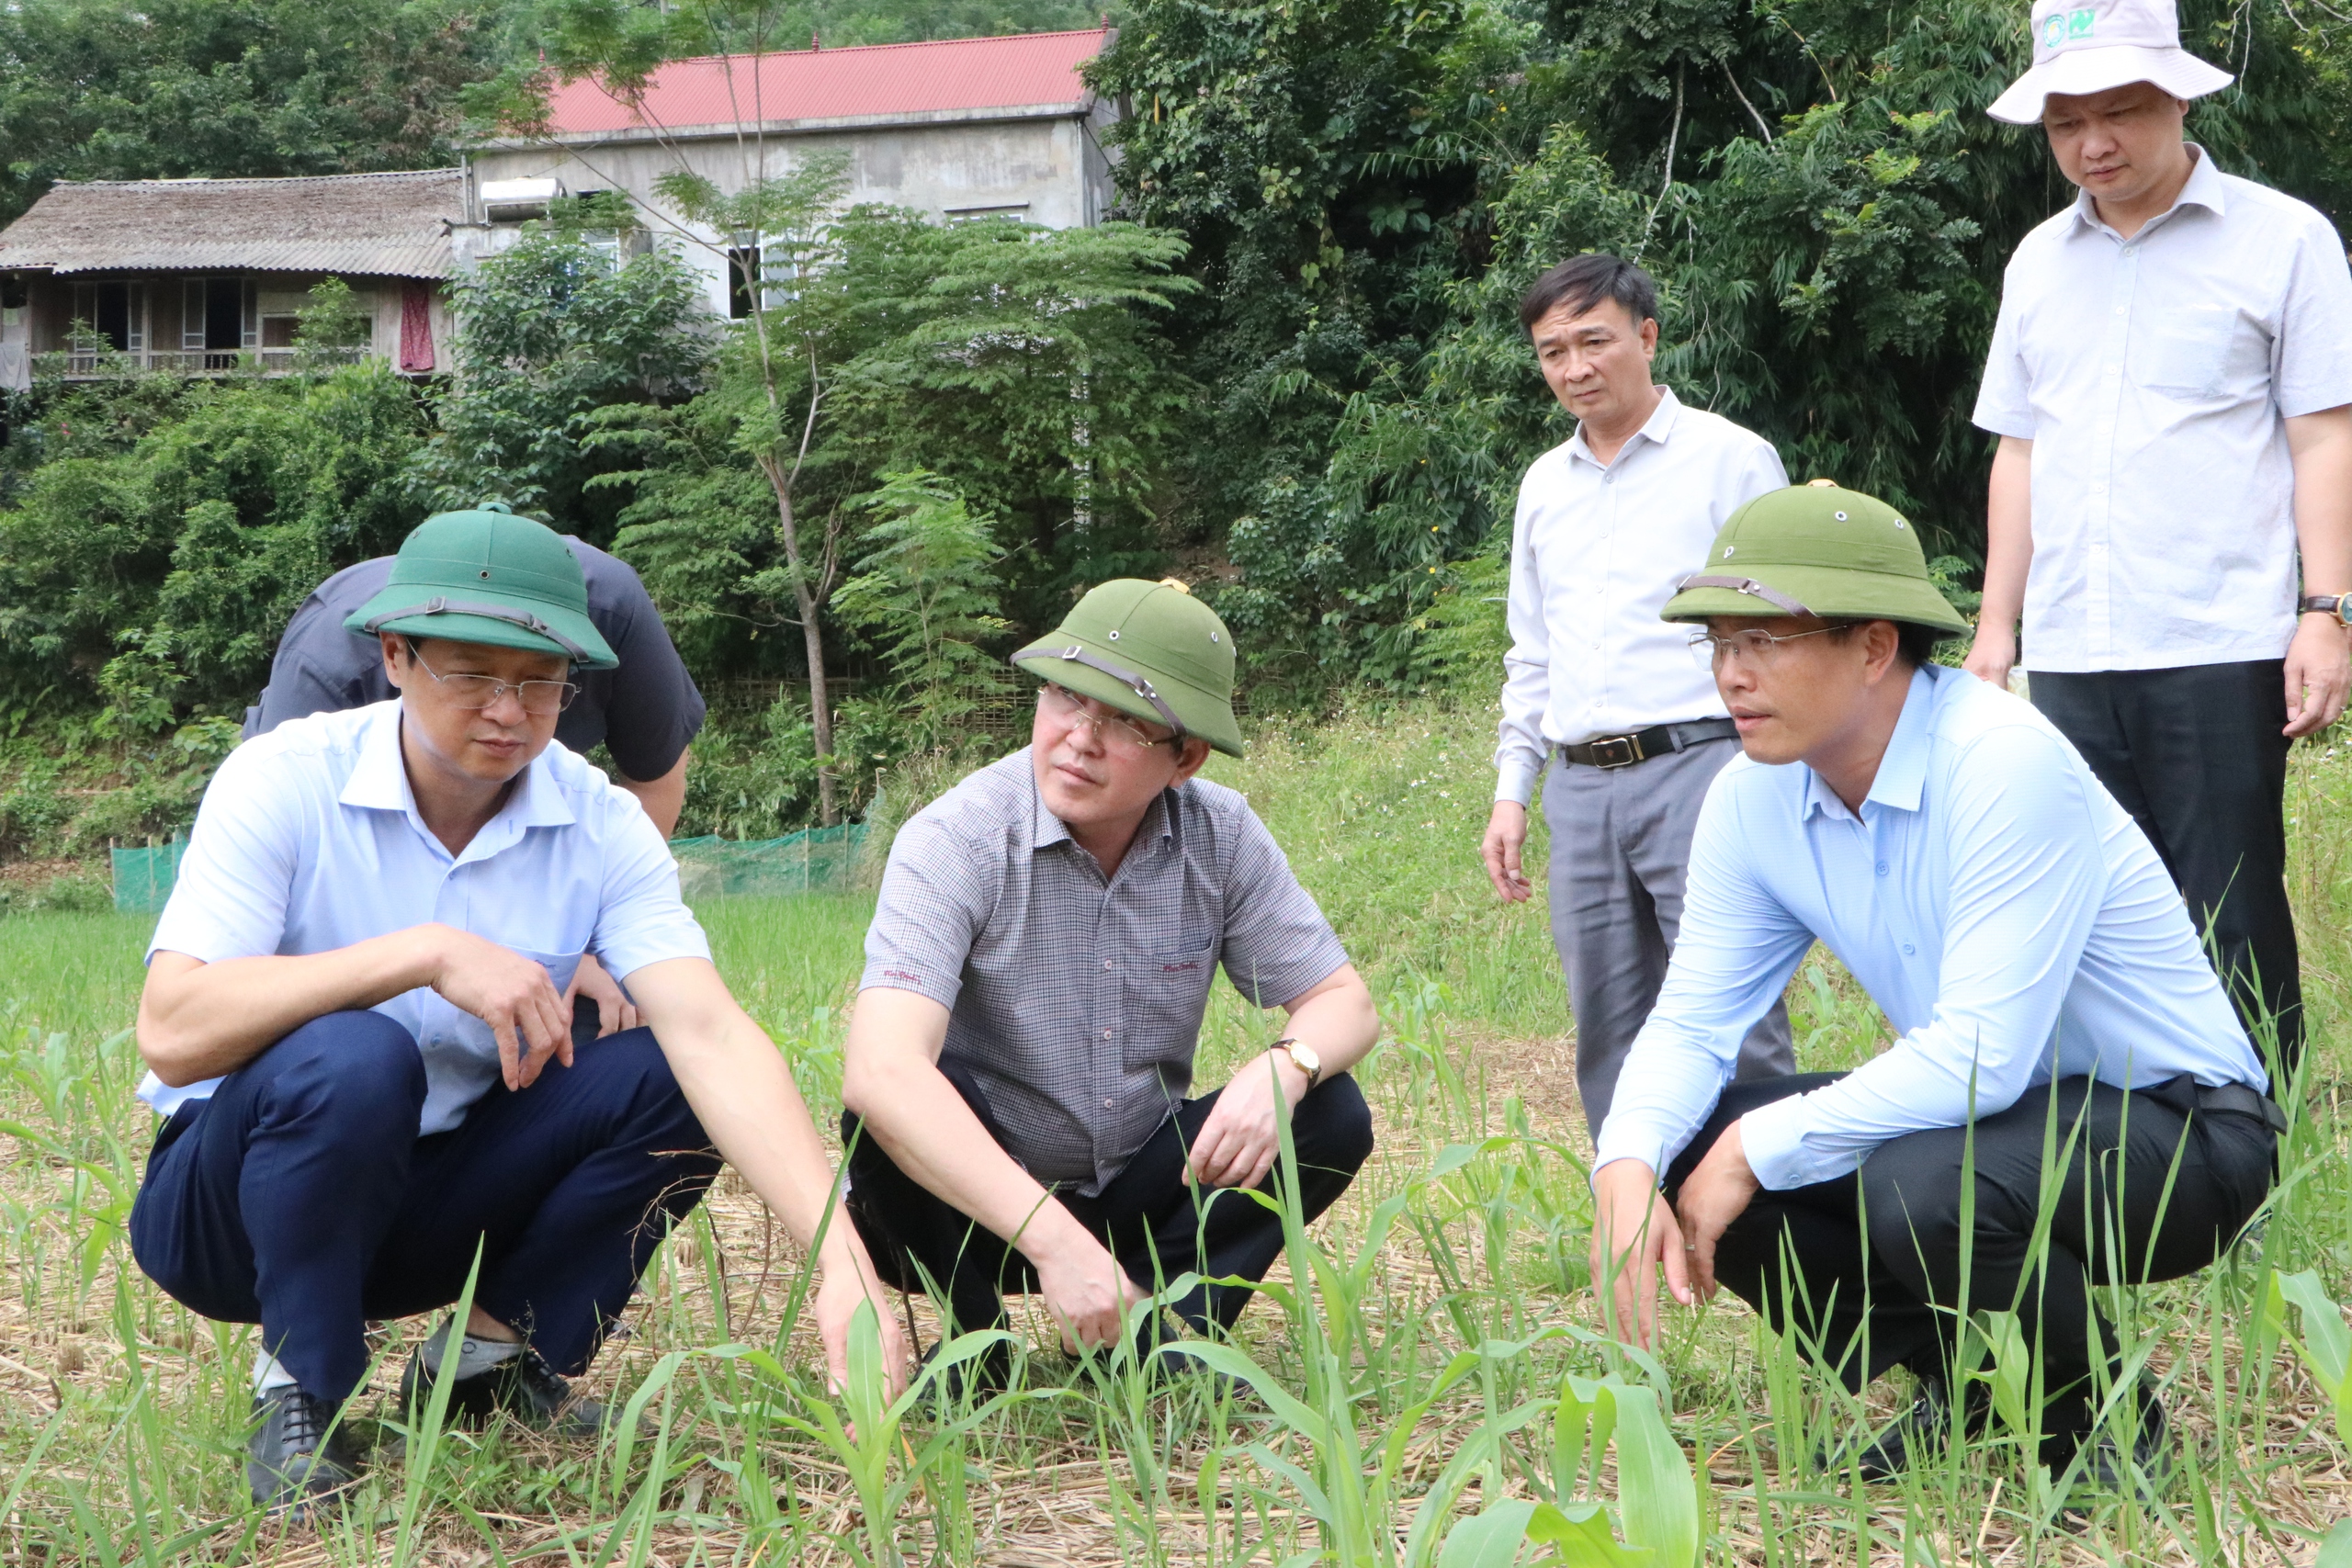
[137,930,445,1086]
[616,751,689,840]
[846,1044,1085,1258]
[1978,436,2034,636]
[1280,964,1380,1078]
[2289,408,2352,597]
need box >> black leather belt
[2147,1075,2288,1134]
[1559,717,1738,770]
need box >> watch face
[1291,1043,1321,1073]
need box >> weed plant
[1,699,2350,1562]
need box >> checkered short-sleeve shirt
[861,749,1351,1195]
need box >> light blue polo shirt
[141,700,711,1134]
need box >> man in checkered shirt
[840,579,1379,1384]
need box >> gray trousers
[1542,739,1794,1137]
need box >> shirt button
[1901,942,1917,955]
[1103,959,1115,969]
[1104,1098,1115,1108]
[1102,1028,1114,1039]
[1875,861,1889,875]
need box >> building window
[728,247,762,319]
[71,281,141,353]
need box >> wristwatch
[1271,1036,1322,1090]
[2300,593,2352,626]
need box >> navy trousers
[130,1010,720,1406]
[842,1058,1375,1342]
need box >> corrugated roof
[542,29,1111,137]
[0,170,463,278]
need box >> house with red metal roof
[459,28,1123,318]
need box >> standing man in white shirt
[1965,0,2352,1079]
[1481,253,1794,1134]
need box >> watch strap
[2300,593,2352,626]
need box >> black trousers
[130,1011,720,1406]
[1669,1074,2274,1450]
[842,1059,1374,1343]
[2030,660,2301,1077]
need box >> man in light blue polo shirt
[129,507,904,1516]
[1589,484,2276,1491]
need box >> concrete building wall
[464,109,1117,313]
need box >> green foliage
[0,0,522,229]
[0,366,427,725]
[413,222,711,534]
[832,470,1010,747]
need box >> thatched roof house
[0,169,465,382]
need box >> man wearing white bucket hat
[1966,0,2352,1082]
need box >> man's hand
[1189,1051,1306,1191]
[1482,800,1534,903]
[565,953,641,1039]
[2285,614,2351,738]
[427,926,572,1089]
[1671,1119,1761,1303]
[1029,1214,1148,1354]
[1962,625,2018,692]
[1589,1158,1690,1350]
[812,1261,912,1403]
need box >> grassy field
[5,695,2352,1563]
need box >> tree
[411,203,711,533]
[0,0,522,229]
[831,469,1009,748]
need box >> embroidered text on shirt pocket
[1123,943,1218,1073]
[2137,304,2245,400]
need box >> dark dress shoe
[1823,1374,1988,1480]
[247,1386,363,1517]
[401,1342,613,1438]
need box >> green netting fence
[110,824,868,913]
[670,825,868,899]
[112,838,188,915]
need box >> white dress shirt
[1973,146,2352,671]
[1595,666,2263,1191]
[1493,387,1788,804]
[141,701,711,1134]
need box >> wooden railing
[33,345,377,379]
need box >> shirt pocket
[2136,304,2252,401]
[1123,942,1217,1075]
[508,944,587,995]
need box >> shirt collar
[1023,748,1179,855]
[1567,385,1682,469]
[1801,664,1940,822]
[338,701,576,852]
[2070,143,2225,238]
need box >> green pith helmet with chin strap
[343,502,618,670]
[1011,578,1247,758]
[1659,480,1972,635]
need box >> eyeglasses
[1687,625,1843,671]
[402,640,579,716]
[1038,683,1182,755]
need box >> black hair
[1827,619,1953,669]
[1520,253,1660,334]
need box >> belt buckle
[1589,734,1643,769]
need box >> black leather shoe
[247,1386,362,1516]
[916,1336,1014,1403]
[400,1341,612,1439]
[2072,1387,2173,1500]
[1823,1375,1986,1480]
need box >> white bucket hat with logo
[1987,0,2234,125]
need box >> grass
[2,694,2352,1562]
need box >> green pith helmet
[1011,578,1246,758]
[1659,480,1971,635]
[343,502,618,669]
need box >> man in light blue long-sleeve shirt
[1590,481,2278,1489]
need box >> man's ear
[1171,737,1215,784]
[1638,315,1660,358]
[379,632,408,690]
[1862,620,1905,683]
